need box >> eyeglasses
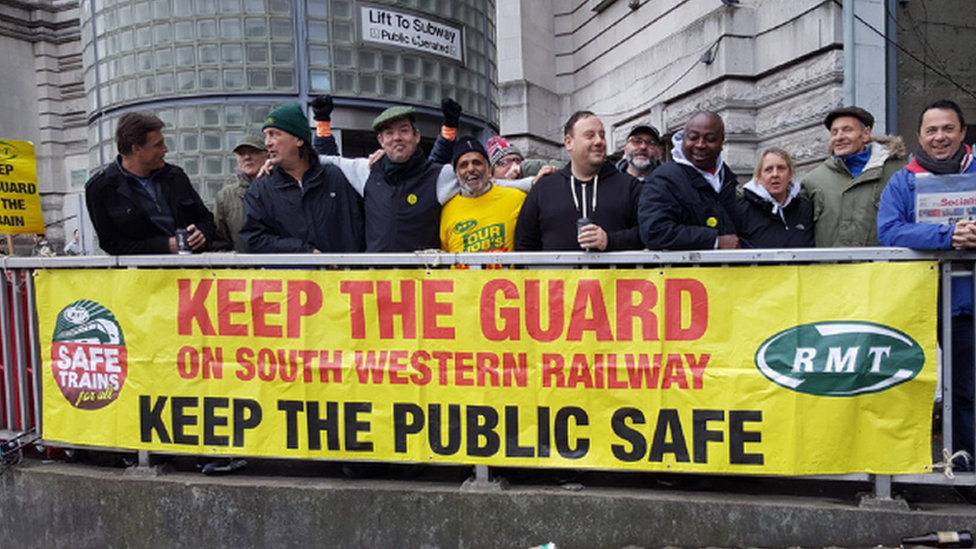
[495,157,523,168]
[627,136,658,147]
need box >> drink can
[175,228,191,255]
[577,217,592,252]
[576,217,590,235]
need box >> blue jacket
[877,152,976,316]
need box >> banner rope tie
[934,448,972,479]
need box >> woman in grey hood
[735,148,815,248]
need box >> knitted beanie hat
[452,136,489,169]
[486,136,524,169]
[262,104,311,143]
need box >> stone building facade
[497,0,976,176]
[0,0,88,249]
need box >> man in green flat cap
[318,102,532,252]
[213,135,268,251]
[240,103,364,253]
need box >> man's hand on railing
[717,234,740,249]
[952,220,976,249]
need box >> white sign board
[915,173,976,225]
[360,5,463,62]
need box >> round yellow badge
[407,193,418,205]
[706,217,718,227]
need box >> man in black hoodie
[515,111,643,251]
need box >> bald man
[638,111,740,250]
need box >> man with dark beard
[616,124,663,182]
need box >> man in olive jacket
[213,135,268,251]
[801,106,907,247]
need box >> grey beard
[625,153,659,173]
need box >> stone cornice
[0,0,80,43]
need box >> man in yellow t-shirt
[440,136,526,253]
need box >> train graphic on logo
[50,300,127,410]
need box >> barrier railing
[3,248,972,501]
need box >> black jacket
[638,162,738,250]
[735,187,815,248]
[363,150,444,252]
[241,157,365,253]
[515,162,643,251]
[85,158,216,255]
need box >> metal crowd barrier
[0,247,972,502]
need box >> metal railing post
[0,270,13,431]
[25,269,42,436]
[11,270,31,432]
[942,261,954,453]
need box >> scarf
[382,148,424,183]
[914,144,970,175]
[839,147,871,177]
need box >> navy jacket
[735,188,815,248]
[363,150,444,252]
[241,157,365,253]
[639,162,738,250]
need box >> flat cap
[372,106,416,131]
[233,135,267,153]
[824,106,874,130]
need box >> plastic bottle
[902,531,974,548]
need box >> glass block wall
[80,0,498,203]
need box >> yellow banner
[36,262,938,475]
[0,139,45,234]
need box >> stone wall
[497,0,849,177]
[0,0,85,245]
[895,0,976,152]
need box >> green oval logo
[0,140,22,163]
[453,218,477,235]
[755,321,924,397]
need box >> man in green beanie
[239,103,364,252]
[315,99,532,252]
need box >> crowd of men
[85,96,976,464]
[87,97,951,257]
